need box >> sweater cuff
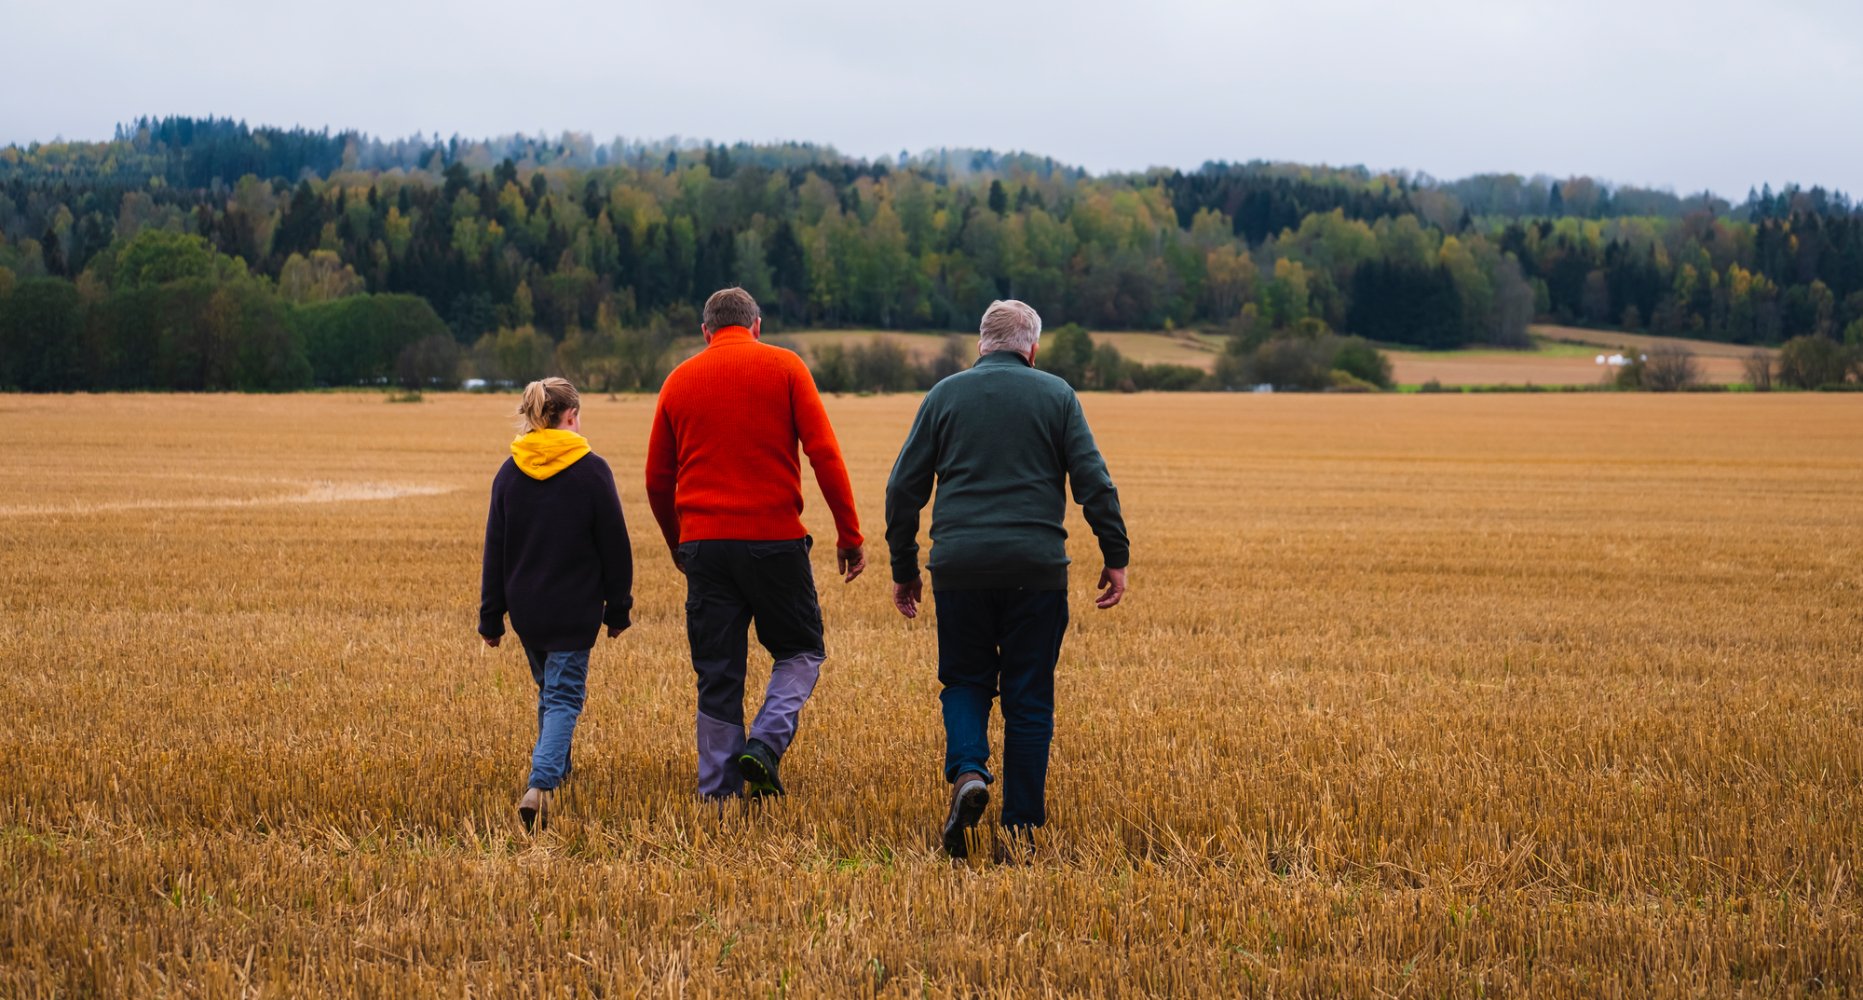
[891,561,921,585]
[1101,547,1130,571]
[478,614,505,638]
[603,601,633,631]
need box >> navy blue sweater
[479,453,634,651]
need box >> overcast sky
[5,0,1858,200]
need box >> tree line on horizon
[2,117,1861,392]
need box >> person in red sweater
[646,287,866,799]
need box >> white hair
[978,300,1042,354]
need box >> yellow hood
[511,428,591,480]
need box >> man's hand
[606,625,625,639]
[892,576,923,619]
[1096,566,1127,610]
[838,544,867,583]
[482,634,502,648]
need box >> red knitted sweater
[645,327,863,552]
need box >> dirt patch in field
[0,480,455,517]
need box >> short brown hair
[702,287,760,332]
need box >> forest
[2,117,1860,391]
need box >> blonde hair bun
[516,377,581,432]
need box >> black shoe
[942,773,990,858]
[738,738,785,797]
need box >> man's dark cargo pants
[679,537,825,798]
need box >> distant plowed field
[1379,325,1773,387]
[2,393,1859,996]
[1386,343,1755,388]
[757,326,1768,388]
[1534,324,1782,359]
[762,329,1224,370]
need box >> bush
[809,343,851,392]
[1639,344,1701,392]
[1233,331,1393,391]
[1332,335,1394,389]
[810,337,918,393]
[1776,335,1854,389]
[1035,324,1095,387]
[1244,335,1335,390]
[927,336,970,384]
[1613,355,1646,390]
[1130,363,1209,392]
[850,338,916,392]
[1419,378,1449,393]
[1329,369,1378,392]
[1743,350,1774,391]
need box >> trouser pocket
[742,538,824,659]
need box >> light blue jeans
[524,646,590,790]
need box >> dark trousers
[933,588,1069,829]
[679,537,826,797]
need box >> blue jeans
[934,588,1069,829]
[524,646,590,790]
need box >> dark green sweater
[885,351,1129,591]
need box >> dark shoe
[942,772,990,858]
[517,787,550,833]
[738,738,785,797]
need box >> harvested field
[2,392,1860,996]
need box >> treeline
[3,117,1862,393]
[0,229,695,392]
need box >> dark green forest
[2,117,1860,391]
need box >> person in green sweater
[884,299,1130,860]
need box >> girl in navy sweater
[480,378,634,832]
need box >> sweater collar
[975,350,1032,369]
[706,326,755,348]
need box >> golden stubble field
[1,391,1860,997]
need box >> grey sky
[5,0,1859,200]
